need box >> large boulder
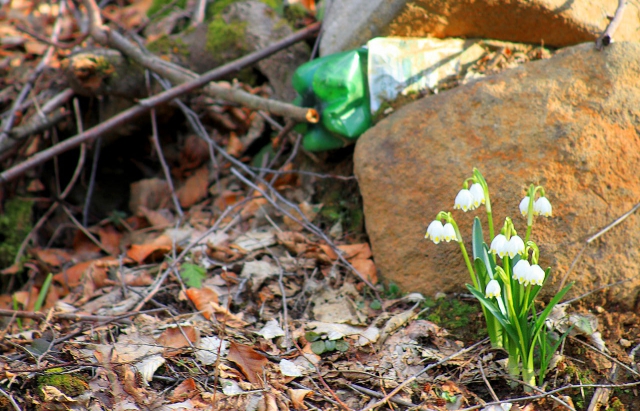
[321,0,639,55]
[354,42,640,306]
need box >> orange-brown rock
[321,0,639,55]
[355,42,640,306]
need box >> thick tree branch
[0,21,321,184]
[80,0,319,122]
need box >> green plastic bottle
[292,49,371,151]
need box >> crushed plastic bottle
[292,49,370,152]
[292,38,485,152]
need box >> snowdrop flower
[442,223,457,242]
[425,221,445,244]
[512,259,531,285]
[534,197,552,217]
[505,235,525,258]
[469,183,485,208]
[485,279,501,298]
[519,196,531,216]
[454,189,475,212]
[489,234,508,257]
[529,264,546,286]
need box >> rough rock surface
[354,42,640,306]
[320,0,640,55]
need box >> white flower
[425,221,445,244]
[454,189,475,212]
[469,184,485,208]
[529,264,546,286]
[519,196,531,216]
[485,280,501,298]
[534,197,552,217]
[512,259,531,284]
[505,235,525,258]
[489,234,508,257]
[442,223,457,242]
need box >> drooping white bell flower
[425,220,445,244]
[529,264,546,286]
[469,183,485,208]
[489,234,508,258]
[442,223,457,242]
[512,259,531,285]
[454,189,475,212]
[519,196,531,216]
[534,197,552,217]
[505,235,525,258]
[485,279,501,298]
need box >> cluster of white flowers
[519,196,552,217]
[453,183,485,212]
[489,234,525,258]
[425,220,457,244]
[512,260,545,286]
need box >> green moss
[0,198,33,268]
[284,3,308,25]
[209,0,283,17]
[423,297,485,340]
[147,35,190,57]
[206,15,248,56]
[147,0,188,18]
[606,397,626,411]
[37,368,89,397]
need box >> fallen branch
[80,0,318,122]
[0,21,320,184]
[596,0,626,50]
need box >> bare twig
[596,0,627,50]
[60,205,112,255]
[0,308,132,322]
[478,359,499,403]
[81,0,319,123]
[0,387,21,411]
[0,21,320,184]
[359,338,488,411]
[559,201,640,290]
[146,70,183,217]
[0,2,64,146]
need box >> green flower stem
[449,218,478,290]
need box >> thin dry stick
[0,19,320,184]
[596,0,627,50]
[0,89,73,159]
[587,364,618,411]
[0,387,21,411]
[60,205,112,255]
[81,0,319,123]
[231,168,380,294]
[558,201,640,290]
[13,98,87,264]
[359,338,488,411]
[0,0,64,146]
[146,70,183,217]
[0,309,135,322]
[570,336,639,377]
[132,199,248,311]
[478,359,499,403]
[348,384,416,408]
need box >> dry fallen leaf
[337,243,372,260]
[351,257,378,284]
[228,341,268,386]
[185,287,219,320]
[168,378,199,402]
[288,388,312,410]
[157,326,200,356]
[177,166,209,208]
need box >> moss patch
[148,35,190,57]
[0,198,33,268]
[206,15,248,56]
[423,297,485,341]
[37,367,89,397]
[208,0,283,17]
[147,0,188,18]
